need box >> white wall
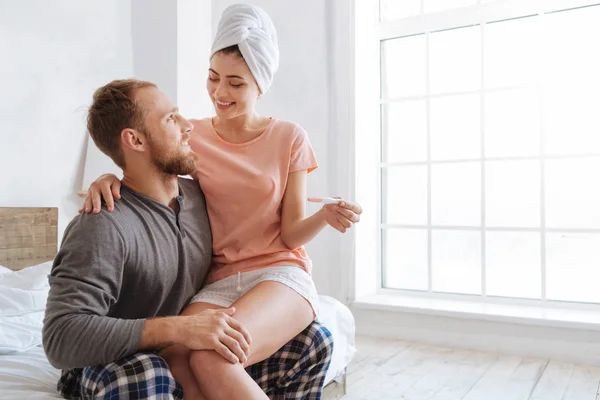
[0,0,213,239]
[130,0,178,102]
[0,0,134,238]
[211,0,355,299]
[177,0,214,119]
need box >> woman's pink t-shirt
[188,118,318,284]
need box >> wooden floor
[344,336,600,400]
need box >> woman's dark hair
[215,44,244,59]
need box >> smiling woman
[208,45,257,111]
[206,46,271,143]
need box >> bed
[0,207,354,399]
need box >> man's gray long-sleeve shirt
[42,178,212,369]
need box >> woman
[83,4,361,399]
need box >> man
[43,79,334,399]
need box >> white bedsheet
[0,295,354,398]
[0,346,61,399]
[320,295,356,384]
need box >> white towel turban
[211,3,279,95]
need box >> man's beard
[148,138,199,176]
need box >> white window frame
[352,0,600,314]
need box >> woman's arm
[280,171,326,249]
[80,170,199,214]
[280,170,362,250]
[79,174,121,213]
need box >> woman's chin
[216,108,233,118]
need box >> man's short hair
[87,79,156,168]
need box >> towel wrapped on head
[211,3,279,95]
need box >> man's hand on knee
[142,307,252,364]
[179,307,252,364]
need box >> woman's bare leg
[161,344,205,400]
[160,304,229,400]
[188,281,314,400]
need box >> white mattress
[0,295,355,398]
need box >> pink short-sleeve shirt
[188,118,318,284]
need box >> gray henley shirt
[42,177,212,369]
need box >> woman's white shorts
[189,266,320,319]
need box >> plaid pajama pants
[57,321,333,399]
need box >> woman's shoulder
[271,118,307,138]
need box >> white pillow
[0,261,52,315]
[0,261,52,354]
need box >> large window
[366,0,600,303]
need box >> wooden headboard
[0,207,58,271]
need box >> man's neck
[122,167,179,209]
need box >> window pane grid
[479,22,487,297]
[380,3,600,303]
[539,30,547,300]
[425,30,433,293]
[379,0,502,21]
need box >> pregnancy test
[307,197,341,205]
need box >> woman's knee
[162,344,190,363]
[189,350,222,376]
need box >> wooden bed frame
[0,207,58,271]
[0,207,346,398]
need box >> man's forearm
[43,313,145,370]
[43,314,185,369]
[139,316,181,350]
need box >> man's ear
[121,128,146,152]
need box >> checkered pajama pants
[57,321,333,399]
